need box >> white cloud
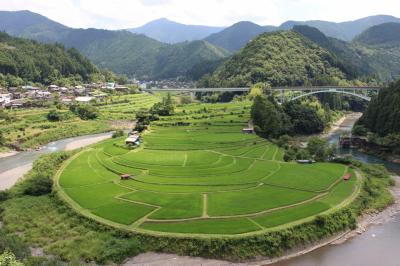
[0,0,399,29]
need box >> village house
[75,96,94,103]
[115,85,129,91]
[22,85,40,91]
[61,96,74,105]
[48,85,59,92]
[33,91,52,99]
[0,93,12,108]
[9,99,24,108]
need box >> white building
[75,96,94,103]
[0,93,11,107]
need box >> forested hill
[356,80,400,136]
[0,32,97,84]
[354,22,400,46]
[0,10,229,80]
[198,30,347,87]
[293,25,400,82]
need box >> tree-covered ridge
[290,25,400,82]
[0,11,229,80]
[357,80,400,136]
[0,32,97,84]
[354,22,400,46]
[199,30,347,87]
[62,30,229,80]
[153,40,229,79]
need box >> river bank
[0,150,19,159]
[0,132,112,191]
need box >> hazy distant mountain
[354,22,400,46]
[204,21,277,52]
[0,10,229,79]
[280,15,400,41]
[128,18,224,44]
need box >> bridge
[142,86,383,103]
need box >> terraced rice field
[57,101,358,236]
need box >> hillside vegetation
[0,32,97,85]
[357,80,400,136]
[0,11,228,80]
[199,30,347,87]
[354,22,400,46]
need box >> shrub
[13,152,71,196]
[70,104,98,120]
[47,110,61,122]
[112,129,124,138]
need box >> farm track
[144,192,329,223]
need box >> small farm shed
[125,135,139,145]
[343,173,351,181]
[242,127,254,134]
[296,159,315,164]
[120,174,131,180]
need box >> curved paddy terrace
[56,102,360,236]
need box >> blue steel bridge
[142,86,383,103]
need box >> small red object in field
[120,174,131,180]
[343,173,351,181]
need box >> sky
[1,0,400,29]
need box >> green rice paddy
[57,101,359,236]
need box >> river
[272,113,400,266]
[0,132,112,190]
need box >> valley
[1,4,400,266]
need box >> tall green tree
[251,95,292,138]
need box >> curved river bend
[273,113,400,266]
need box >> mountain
[292,25,374,79]
[293,24,400,82]
[153,40,229,79]
[354,22,400,46]
[0,10,69,42]
[0,11,228,80]
[0,31,97,84]
[198,30,347,87]
[280,15,400,41]
[204,21,276,52]
[128,18,224,44]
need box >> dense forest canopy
[198,30,348,88]
[0,32,97,85]
[251,93,338,138]
[356,80,400,136]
